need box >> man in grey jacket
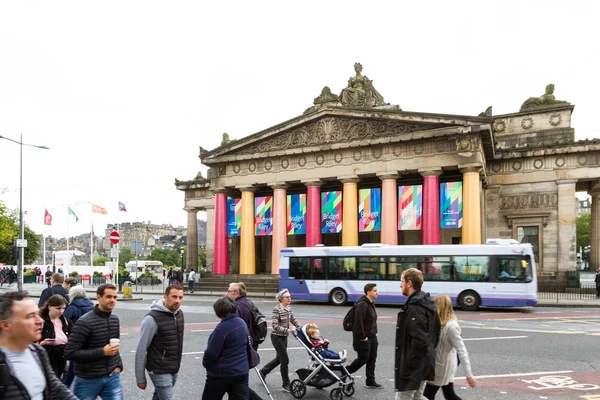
[0,291,78,399]
[135,284,185,400]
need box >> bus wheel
[459,290,481,311]
[330,288,348,306]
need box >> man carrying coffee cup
[65,284,124,399]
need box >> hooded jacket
[352,295,378,341]
[63,297,94,322]
[394,289,441,391]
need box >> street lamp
[0,134,50,291]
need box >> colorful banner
[255,196,273,236]
[440,182,463,228]
[398,185,422,230]
[227,198,241,237]
[321,191,342,233]
[287,194,306,235]
[359,188,381,232]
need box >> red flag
[92,204,108,214]
[44,209,53,226]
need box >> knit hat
[276,288,290,302]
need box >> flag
[118,201,127,212]
[44,209,52,226]
[92,204,108,214]
[68,206,79,222]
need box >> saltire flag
[92,204,108,214]
[44,209,53,226]
[68,206,79,222]
[118,201,127,212]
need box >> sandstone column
[557,180,577,275]
[270,183,288,275]
[185,207,199,272]
[238,185,256,275]
[420,168,442,245]
[377,172,399,245]
[460,164,483,244]
[213,190,229,275]
[303,180,322,247]
[340,175,359,246]
[204,204,215,273]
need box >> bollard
[123,281,133,298]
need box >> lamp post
[180,249,185,269]
[0,134,50,291]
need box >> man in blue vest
[135,284,185,400]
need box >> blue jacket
[203,314,249,377]
[63,297,94,322]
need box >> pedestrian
[259,288,300,392]
[595,267,600,299]
[424,294,476,400]
[395,268,441,400]
[136,285,185,400]
[45,266,53,288]
[202,296,250,400]
[6,267,17,287]
[0,291,78,399]
[36,267,41,283]
[346,283,383,389]
[64,284,124,400]
[167,267,174,285]
[38,273,70,307]
[64,276,78,291]
[188,269,196,293]
[62,285,95,387]
[39,294,72,378]
[176,268,183,285]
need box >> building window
[517,226,539,263]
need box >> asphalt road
[60,293,598,400]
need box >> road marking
[456,370,573,380]
[463,335,527,341]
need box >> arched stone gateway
[176,68,600,282]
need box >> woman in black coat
[39,294,72,378]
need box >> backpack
[240,301,268,345]
[342,303,358,331]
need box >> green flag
[68,206,79,222]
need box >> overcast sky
[1,1,598,239]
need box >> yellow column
[340,176,360,246]
[238,185,256,274]
[460,164,482,244]
[270,183,288,275]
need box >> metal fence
[538,282,599,300]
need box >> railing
[538,282,599,301]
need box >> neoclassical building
[176,64,600,281]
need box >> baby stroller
[290,325,354,400]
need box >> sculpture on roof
[520,84,570,111]
[339,63,386,108]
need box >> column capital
[556,179,578,185]
[376,171,399,180]
[268,182,289,190]
[418,167,442,177]
[212,187,227,194]
[458,163,483,174]
[302,179,322,187]
[184,207,200,213]
[236,184,256,193]
[338,174,360,184]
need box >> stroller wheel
[342,382,354,397]
[330,388,344,400]
[291,379,306,399]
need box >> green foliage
[119,247,133,267]
[149,248,180,267]
[0,200,41,264]
[69,271,79,277]
[24,269,36,276]
[138,271,157,279]
[576,213,591,253]
[93,271,104,277]
[118,266,130,277]
[93,256,109,266]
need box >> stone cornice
[488,151,600,175]
[493,104,575,119]
[175,178,211,191]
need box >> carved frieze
[499,192,557,210]
[238,117,445,155]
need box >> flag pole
[43,223,46,266]
[90,205,93,266]
[116,202,120,289]
[66,205,70,251]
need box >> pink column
[420,168,442,245]
[270,184,288,275]
[213,191,229,274]
[377,172,399,245]
[304,180,322,247]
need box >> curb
[536,302,600,308]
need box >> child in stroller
[305,323,347,360]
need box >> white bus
[125,260,164,275]
[278,239,537,311]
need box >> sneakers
[338,350,347,359]
[365,381,383,389]
[282,384,291,392]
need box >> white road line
[455,370,573,380]
[463,335,527,341]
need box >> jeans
[396,381,427,400]
[188,281,195,292]
[73,372,123,400]
[149,372,178,400]
[201,374,248,400]
[319,349,340,359]
[261,334,290,385]
[424,382,463,400]
[346,336,378,382]
[62,361,75,387]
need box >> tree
[93,256,109,266]
[0,200,42,265]
[576,213,591,254]
[148,248,179,267]
[118,246,133,267]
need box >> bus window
[289,257,309,279]
[357,257,385,280]
[328,257,357,280]
[311,258,326,280]
[454,256,489,282]
[422,257,453,281]
[495,256,532,282]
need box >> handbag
[247,336,260,368]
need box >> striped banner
[255,196,273,236]
[321,191,342,233]
[440,182,463,228]
[398,185,422,230]
[287,194,307,235]
[227,198,241,237]
[359,188,381,232]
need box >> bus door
[492,255,534,306]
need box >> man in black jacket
[38,273,69,307]
[0,290,78,399]
[395,268,440,400]
[346,283,382,389]
[64,284,124,399]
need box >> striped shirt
[271,303,301,337]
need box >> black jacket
[595,272,600,285]
[64,306,123,379]
[38,285,69,307]
[0,344,78,400]
[394,290,441,391]
[352,295,378,341]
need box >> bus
[278,239,537,311]
[125,260,164,275]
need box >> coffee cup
[110,338,120,346]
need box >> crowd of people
[0,268,477,400]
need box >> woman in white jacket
[424,294,477,400]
